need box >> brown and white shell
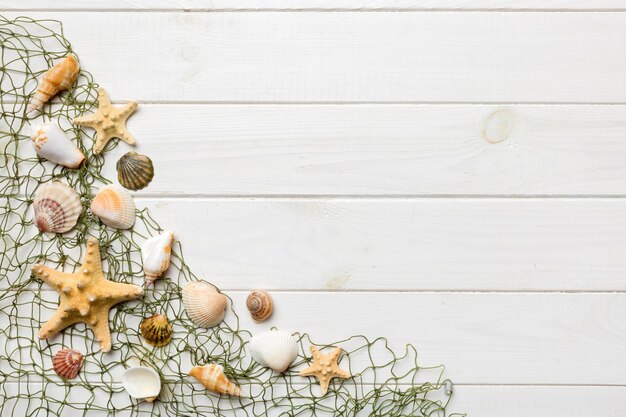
[141,231,174,287]
[182,281,228,328]
[246,290,273,323]
[31,122,85,168]
[140,314,172,347]
[28,55,80,113]
[116,152,154,191]
[90,185,136,229]
[52,348,84,379]
[33,182,82,233]
[189,364,241,397]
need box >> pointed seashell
[90,185,136,229]
[52,348,84,379]
[116,152,154,191]
[141,231,174,287]
[140,314,172,347]
[28,55,80,113]
[182,281,228,328]
[122,366,161,402]
[248,329,298,373]
[33,182,82,233]
[246,290,273,323]
[189,364,241,397]
[31,123,85,168]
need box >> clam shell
[52,348,84,379]
[90,185,136,229]
[140,314,172,347]
[33,182,82,233]
[182,281,228,328]
[28,55,80,113]
[116,152,154,191]
[246,290,273,323]
[122,366,161,402]
[141,231,174,287]
[248,329,298,373]
[31,122,85,168]
[189,364,241,397]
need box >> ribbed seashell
[33,182,82,233]
[52,348,84,379]
[116,152,154,191]
[28,55,80,113]
[31,122,85,168]
[140,314,172,347]
[189,364,241,397]
[182,281,228,328]
[246,290,273,323]
[122,366,161,402]
[141,231,174,287]
[248,329,298,373]
[90,185,136,229]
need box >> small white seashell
[33,182,82,233]
[182,281,228,328]
[248,329,298,373]
[121,366,161,402]
[141,231,174,287]
[90,185,135,229]
[31,123,85,168]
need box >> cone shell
[140,314,172,347]
[182,281,228,328]
[141,231,174,287]
[189,364,241,397]
[116,152,154,191]
[248,330,298,373]
[28,55,80,113]
[33,182,82,233]
[90,185,136,229]
[122,366,161,402]
[246,290,273,323]
[31,122,85,168]
[52,348,84,379]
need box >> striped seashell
[90,185,136,229]
[246,290,273,323]
[28,55,80,113]
[182,281,228,328]
[116,152,154,191]
[52,348,84,379]
[33,182,82,233]
[189,364,241,397]
[31,122,85,168]
[140,314,172,347]
[141,231,174,287]
[248,329,298,373]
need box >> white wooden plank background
[2,4,625,416]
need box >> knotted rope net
[0,16,463,417]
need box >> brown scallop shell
[116,152,154,191]
[246,290,273,323]
[140,314,173,347]
[52,348,84,379]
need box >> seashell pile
[140,314,173,347]
[52,348,84,379]
[189,363,241,397]
[33,182,82,234]
[248,329,298,373]
[141,231,174,287]
[31,122,85,168]
[246,289,273,323]
[122,366,161,402]
[116,152,154,191]
[28,55,80,113]
[182,281,228,328]
[90,184,136,229]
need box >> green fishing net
[0,16,463,417]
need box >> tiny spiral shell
[246,290,273,323]
[140,314,173,347]
[52,348,84,379]
[28,55,80,113]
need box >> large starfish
[73,87,138,155]
[299,346,351,395]
[31,238,143,352]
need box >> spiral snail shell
[246,290,273,323]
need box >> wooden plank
[9,12,626,103]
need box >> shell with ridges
[28,55,80,113]
[246,290,273,323]
[31,122,85,168]
[122,366,161,402]
[140,314,172,347]
[248,329,298,373]
[189,364,241,397]
[52,348,84,379]
[90,185,136,229]
[182,281,228,328]
[116,152,154,191]
[141,231,174,287]
[33,182,82,233]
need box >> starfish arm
[299,365,317,377]
[310,345,321,359]
[329,347,343,362]
[318,377,331,395]
[334,368,351,379]
[72,114,100,128]
[117,129,136,146]
[39,308,78,339]
[31,264,73,289]
[81,238,103,276]
[99,280,144,305]
[92,131,113,154]
[97,87,112,110]
[89,312,112,352]
[119,101,138,119]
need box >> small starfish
[73,87,138,155]
[31,238,143,352]
[299,346,351,395]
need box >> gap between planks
[6,8,626,13]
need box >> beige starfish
[31,238,143,352]
[299,346,351,395]
[73,87,138,154]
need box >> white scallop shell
[90,185,135,229]
[33,182,82,233]
[121,366,161,402]
[31,123,85,168]
[248,329,298,373]
[141,231,174,287]
[182,281,228,328]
